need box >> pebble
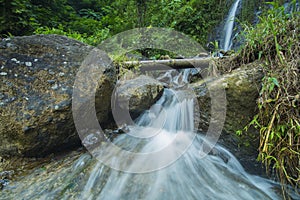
[222,82,229,88]
[47,80,55,84]
[34,59,38,62]
[24,114,31,120]
[23,126,31,132]
[5,81,13,87]
[25,62,32,67]
[0,171,14,179]
[61,87,68,91]
[0,43,5,49]
[6,43,17,51]
[11,58,17,62]
[51,84,59,90]
[47,116,53,122]
[8,97,16,103]
[59,72,65,77]
[0,180,3,190]
[49,70,55,75]
[0,72,7,76]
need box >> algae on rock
[0,35,117,157]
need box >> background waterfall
[222,0,241,51]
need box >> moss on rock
[0,35,117,157]
[191,61,265,174]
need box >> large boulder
[113,75,164,125]
[0,34,116,157]
[191,62,265,174]
[191,62,263,133]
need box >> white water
[79,69,281,200]
[223,0,241,51]
[1,70,286,200]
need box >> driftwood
[123,57,217,72]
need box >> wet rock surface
[113,75,164,123]
[0,170,14,190]
[0,35,117,157]
[191,62,265,175]
[0,147,87,194]
[191,62,263,133]
[0,150,92,198]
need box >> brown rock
[0,35,117,157]
[113,75,164,125]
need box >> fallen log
[123,57,217,72]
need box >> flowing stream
[1,69,284,200]
[222,0,241,51]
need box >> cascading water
[222,0,241,51]
[1,69,286,200]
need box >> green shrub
[67,17,103,35]
[34,25,110,46]
[238,0,299,196]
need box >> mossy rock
[191,62,263,133]
[0,35,117,157]
[113,75,164,123]
[191,62,265,174]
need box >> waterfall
[1,69,287,200]
[222,0,241,51]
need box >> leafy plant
[238,0,300,197]
[79,8,102,20]
[34,25,110,46]
[0,0,34,35]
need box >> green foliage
[0,0,34,35]
[240,0,298,63]
[34,25,110,46]
[140,0,231,45]
[79,8,102,20]
[240,0,263,24]
[67,17,103,35]
[67,0,107,13]
[1,0,232,48]
[238,0,300,196]
[0,0,79,36]
[34,26,86,41]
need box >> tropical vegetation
[1,0,299,197]
[235,1,299,197]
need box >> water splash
[80,137,280,200]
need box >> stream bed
[0,69,290,200]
